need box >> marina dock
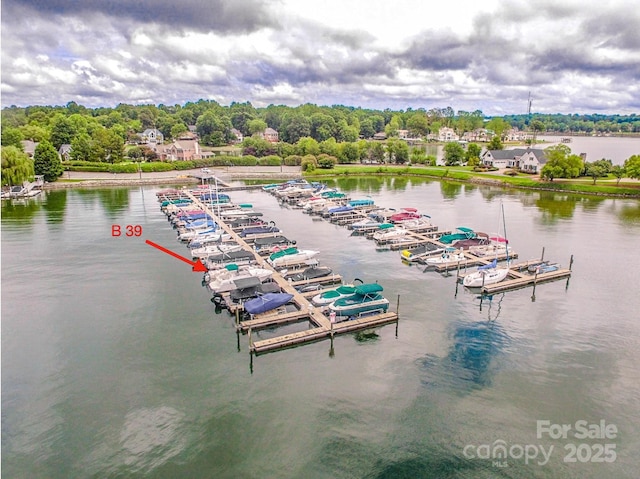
[184,190,399,354]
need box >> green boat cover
[321,285,357,299]
[355,283,384,295]
[378,223,395,229]
[269,247,298,261]
[224,263,239,271]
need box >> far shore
[37,164,640,198]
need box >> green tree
[295,137,320,156]
[337,142,359,163]
[1,146,34,186]
[465,143,482,163]
[319,138,338,157]
[541,144,583,181]
[280,113,311,143]
[69,133,93,162]
[488,136,503,150]
[384,115,402,137]
[170,122,188,139]
[247,118,268,136]
[386,138,409,164]
[50,115,76,149]
[92,128,124,162]
[33,140,63,182]
[406,113,429,138]
[624,154,640,180]
[485,118,510,138]
[196,111,233,146]
[443,142,465,166]
[1,127,24,149]
[585,163,608,184]
[611,165,625,185]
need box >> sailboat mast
[501,202,509,263]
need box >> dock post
[541,246,545,262]
[569,254,574,270]
[248,327,253,351]
[531,268,538,302]
[235,307,240,327]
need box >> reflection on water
[419,319,511,391]
[440,181,463,200]
[42,189,67,224]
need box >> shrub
[284,155,302,166]
[317,154,337,169]
[257,155,283,166]
[139,162,174,172]
[172,161,196,170]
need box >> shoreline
[29,167,640,199]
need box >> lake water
[2,181,640,478]
[419,135,640,165]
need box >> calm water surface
[2,181,640,478]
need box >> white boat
[372,224,408,242]
[350,216,383,231]
[191,242,243,260]
[205,265,273,293]
[311,283,359,306]
[397,216,432,231]
[462,259,510,288]
[267,247,320,268]
[425,249,466,265]
[463,203,511,287]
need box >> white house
[481,148,547,172]
[139,128,164,145]
[438,127,459,142]
[518,149,547,173]
[231,128,244,143]
[58,144,72,160]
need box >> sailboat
[462,204,511,288]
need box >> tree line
[2,99,640,184]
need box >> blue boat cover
[244,293,293,314]
[479,259,498,270]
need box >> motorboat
[424,249,466,266]
[187,232,231,248]
[203,249,256,269]
[284,266,334,282]
[462,259,510,288]
[239,225,280,237]
[267,247,319,268]
[327,283,390,319]
[396,216,432,231]
[389,208,421,223]
[191,242,243,260]
[372,224,408,242]
[400,243,445,262]
[438,227,476,245]
[243,292,295,315]
[205,264,273,293]
[311,284,358,306]
[253,236,297,254]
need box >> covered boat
[205,264,273,293]
[438,227,476,245]
[239,225,280,237]
[389,208,421,223]
[243,292,294,315]
[372,224,408,242]
[267,247,319,267]
[328,283,390,319]
[285,266,333,282]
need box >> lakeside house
[481,147,547,173]
[158,138,201,161]
[231,128,244,143]
[58,144,72,160]
[461,128,494,142]
[138,128,164,145]
[257,127,279,143]
[438,127,459,142]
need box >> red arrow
[145,239,207,272]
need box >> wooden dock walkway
[185,187,399,354]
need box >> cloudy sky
[2,0,639,115]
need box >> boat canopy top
[378,223,395,230]
[224,263,239,271]
[355,283,384,295]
